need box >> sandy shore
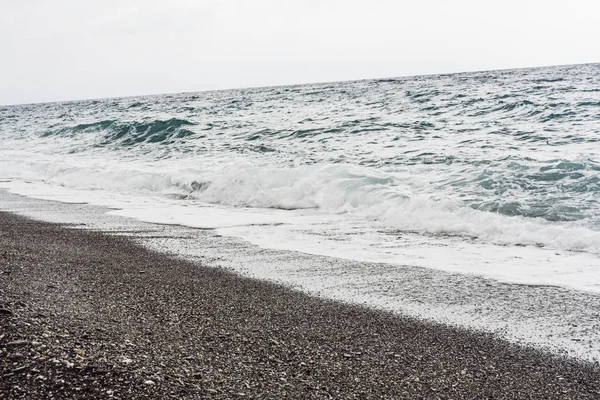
[1,211,599,399]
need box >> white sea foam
[3,176,600,294]
[0,154,600,254]
[1,155,599,256]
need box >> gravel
[1,211,599,399]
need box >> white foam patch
[2,156,600,257]
[1,179,600,294]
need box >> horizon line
[2,61,598,108]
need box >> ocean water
[1,63,600,291]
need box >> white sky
[1,0,599,105]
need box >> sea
[1,63,600,360]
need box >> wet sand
[1,212,599,399]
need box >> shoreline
[1,211,600,399]
[3,188,600,363]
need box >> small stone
[7,340,29,346]
[144,380,155,385]
[106,390,114,396]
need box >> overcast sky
[1,0,599,105]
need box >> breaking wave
[2,158,599,254]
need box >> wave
[532,77,565,83]
[2,158,600,255]
[41,118,197,146]
[41,120,117,136]
[491,100,535,113]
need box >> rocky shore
[1,211,599,399]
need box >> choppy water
[1,63,600,291]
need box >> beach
[2,210,599,399]
[2,63,600,399]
